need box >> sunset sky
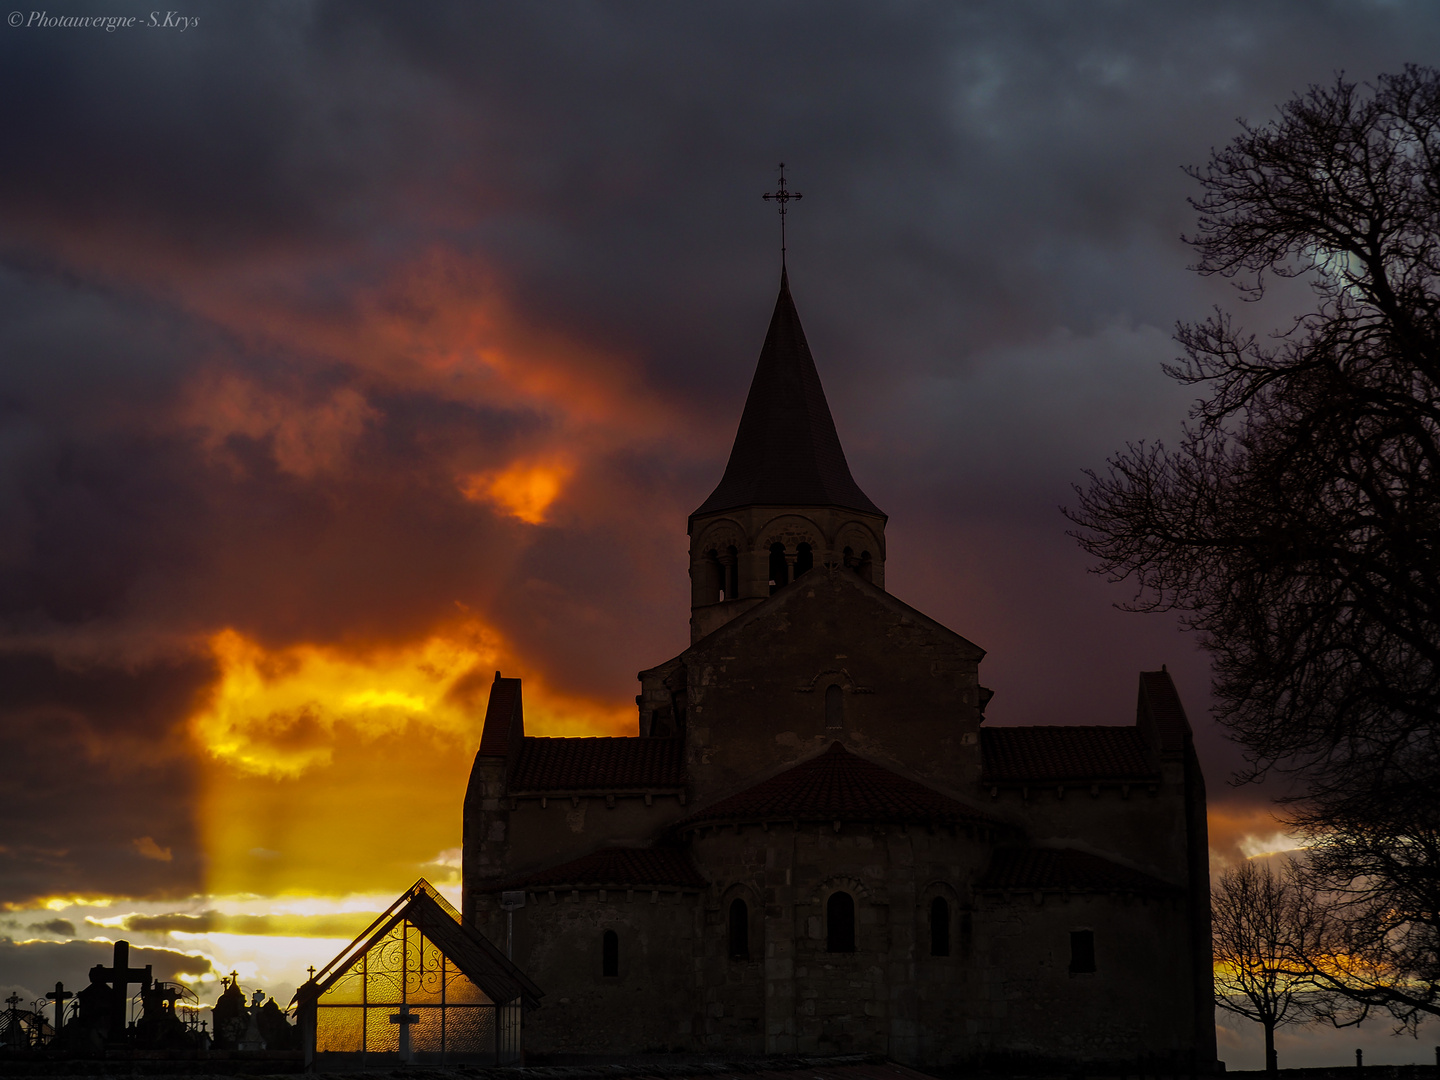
[2,2,1438,1068]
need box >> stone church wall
[971,892,1198,1064]
[689,821,995,1058]
[477,889,703,1055]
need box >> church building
[462,271,1216,1068]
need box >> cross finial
[307,966,316,982]
[763,163,803,268]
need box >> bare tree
[1067,66,1440,1027]
[1213,859,1331,1072]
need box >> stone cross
[45,982,73,1036]
[389,1003,421,1061]
[3,993,20,1049]
[87,939,152,1036]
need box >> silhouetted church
[463,271,1216,1068]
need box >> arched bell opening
[768,543,788,594]
[794,542,814,578]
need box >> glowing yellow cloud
[190,621,633,897]
[461,458,574,525]
[191,624,504,779]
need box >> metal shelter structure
[293,878,541,1068]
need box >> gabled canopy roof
[692,271,882,519]
[677,741,995,831]
[295,879,542,1010]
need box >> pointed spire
[693,272,882,518]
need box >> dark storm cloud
[101,910,376,937]
[28,919,76,937]
[0,652,209,902]
[2,0,1437,907]
[0,938,214,1005]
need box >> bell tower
[687,270,887,642]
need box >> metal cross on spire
[763,163,802,267]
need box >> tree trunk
[1265,1019,1277,1074]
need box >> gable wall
[680,570,985,804]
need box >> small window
[825,684,844,730]
[929,897,950,957]
[827,891,855,953]
[728,898,749,960]
[1069,929,1095,974]
[857,550,873,582]
[602,929,619,977]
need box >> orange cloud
[460,457,574,524]
[1208,803,1306,872]
[170,248,680,439]
[183,372,378,479]
[189,620,633,897]
[133,837,174,862]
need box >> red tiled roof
[678,742,994,830]
[508,736,686,792]
[486,846,708,892]
[978,847,1180,895]
[980,726,1157,783]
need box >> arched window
[857,551,873,583]
[768,543,788,594]
[724,546,739,599]
[825,684,844,730]
[842,545,856,570]
[602,929,619,977]
[795,542,814,578]
[930,896,950,957]
[728,898,749,960]
[826,891,855,953]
